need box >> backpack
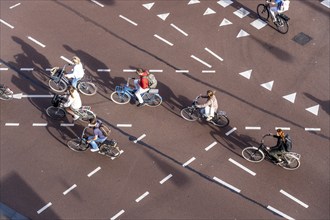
[147,73,157,89]
[284,134,292,151]
[97,120,111,137]
[281,0,290,12]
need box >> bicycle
[46,94,96,122]
[0,84,13,100]
[242,134,301,170]
[180,95,229,127]
[67,126,121,158]
[49,64,97,96]
[257,1,290,34]
[110,77,162,107]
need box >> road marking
[260,80,274,91]
[32,123,48,127]
[63,184,77,195]
[236,29,249,38]
[0,19,14,29]
[190,55,212,68]
[142,2,155,10]
[117,124,132,127]
[27,36,46,48]
[321,0,330,8]
[149,69,163,73]
[133,134,146,143]
[188,0,200,4]
[111,209,125,220]
[119,15,138,26]
[87,166,101,177]
[23,94,53,98]
[220,18,232,26]
[203,7,216,15]
[170,23,188,36]
[250,19,267,30]
[10,3,21,9]
[228,158,256,176]
[160,174,173,184]
[135,191,149,203]
[280,189,309,208]
[305,128,321,131]
[205,48,223,61]
[90,0,104,7]
[202,70,216,73]
[225,127,237,136]
[267,205,295,220]
[37,202,52,214]
[20,68,34,71]
[175,70,189,73]
[275,127,290,131]
[97,69,111,72]
[154,34,173,46]
[5,123,19,126]
[0,67,9,71]
[205,141,217,151]
[60,56,74,64]
[238,69,252,79]
[218,0,233,8]
[283,92,297,103]
[123,69,136,72]
[213,176,241,193]
[182,157,196,167]
[245,126,261,130]
[157,13,170,21]
[305,104,319,116]
[60,123,74,127]
[233,7,250,18]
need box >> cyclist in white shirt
[63,86,82,120]
[65,56,85,88]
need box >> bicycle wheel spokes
[110,91,130,104]
[275,17,289,34]
[46,106,66,119]
[257,4,269,21]
[78,82,97,96]
[212,115,230,127]
[79,110,96,122]
[242,147,265,162]
[67,139,88,152]
[49,79,67,93]
[180,107,199,121]
[145,94,162,107]
[279,155,300,170]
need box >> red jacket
[139,71,149,89]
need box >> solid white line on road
[133,134,146,143]
[117,124,132,127]
[170,23,188,36]
[60,123,74,127]
[205,47,224,61]
[154,34,174,46]
[119,15,138,26]
[245,126,261,130]
[135,191,149,203]
[32,123,48,127]
[87,166,101,177]
[28,36,46,48]
[160,174,173,184]
[97,69,111,72]
[63,184,77,195]
[225,127,237,136]
[202,70,216,73]
[280,189,309,208]
[267,205,295,220]
[91,0,104,7]
[0,67,9,71]
[60,56,74,64]
[191,55,212,68]
[305,127,321,131]
[0,19,14,29]
[182,157,196,167]
[175,70,189,73]
[275,127,290,130]
[149,69,163,73]
[213,176,241,193]
[205,141,217,151]
[123,69,136,72]
[111,209,125,220]
[20,68,34,71]
[37,202,52,214]
[10,3,21,9]
[228,158,256,176]
[5,123,19,126]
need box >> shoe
[73,115,80,120]
[206,116,213,121]
[90,148,99,152]
[137,103,145,107]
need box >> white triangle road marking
[282,92,296,103]
[260,80,274,91]
[142,2,154,10]
[238,69,252,79]
[157,13,170,21]
[217,0,233,8]
[236,29,249,38]
[220,18,232,26]
[305,104,319,116]
[203,7,216,15]
[188,0,200,4]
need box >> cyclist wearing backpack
[134,68,150,107]
[266,128,289,163]
[87,118,108,152]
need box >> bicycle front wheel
[144,93,162,107]
[257,4,269,21]
[67,138,89,152]
[180,107,199,121]
[275,16,289,34]
[110,91,130,104]
[242,147,265,162]
[212,115,230,127]
[46,106,66,119]
[48,79,67,93]
[79,109,96,122]
[77,82,97,96]
[279,155,300,170]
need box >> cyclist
[63,86,82,121]
[267,0,284,23]
[87,118,107,152]
[266,129,287,163]
[195,90,218,121]
[134,68,150,107]
[64,56,85,88]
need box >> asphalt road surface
[1,1,329,220]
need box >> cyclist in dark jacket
[267,129,287,163]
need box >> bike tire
[0,93,13,100]
[212,115,230,127]
[180,107,199,122]
[48,79,67,93]
[100,144,121,157]
[77,82,97,96]
[46,106,66,119]
[242,147,265,163]
[275,16,289,34]
[278,154,300,170]
[257,4,269,21]
[144,93,162,107]
[110,91,130,104]
[79,109,96,122]
[67,138,89,152]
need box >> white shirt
[66,63,85,79]
[63,90,82,110]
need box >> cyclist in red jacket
[134,68,150,107]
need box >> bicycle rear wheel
[46,106,66,119]
[49,79,67,93]
[257,4,269,21]
[67,138,89,152]
[144,93,162,107]
[180,107,199,121]
[110,91,130,104]
[278,154,300,170]
[212,115,230,127]
[77,82,97,96]
[275,16,289,34]
[79,109,96,122]
[242,147,265,162]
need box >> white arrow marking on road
[0,19,14,29]
[205,48,224,61]
[27,36,46,48]
[233,7,250,18]
[217,0,233,8]
[203,8,216,15]
[305,104,319,116]
[60,56,74,64]
[157,13,170,21]
[237,29,250,38]
[220,18,232,26]
[191,55,212,68]
[143,2,155,10]
[282,92,296,103]
[10,3,21,9]
[238,69,252,79]
[260,80,274,91]
[188,0,200,4]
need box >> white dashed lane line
[202,70,216,73]
[204,47,224,61]
[90,0,104,7]
[305,128,321,131]
[60,123,74,127]
[267,205,295,220]
[97,69,111,72]
[135,191,149,203]
[175,70,189,73]
[9,3,21,9]
[225,127,237,136]
[5,123,19,126]
[63,184,77,195]
[117,124,132,127]
[37,202,52,214]
[20,68,34,71]
[32,123,48,127]
[154,34,174,46]
[204,141,217,151]
[213,176,241,193]
[133,134,146,143]
[228,158,256,176]
[275,127,290,131]
[182,157,196,167]
[0,19,14,29]
[280,189,309,208]
[27,36,46,48]
[119,15,138,26]
[111,209,125,220]
[60,56,74,64]
[190,55,212,68]
[159,174,173,184]
[170,23,188,36]
[245,126,261,130]
[87,166,101,177]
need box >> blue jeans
[71,77,81,88]
[88,136,107,149]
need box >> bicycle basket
[115,86,125,92]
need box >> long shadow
[304,92,329,116]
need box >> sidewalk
[0,203,29,220]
